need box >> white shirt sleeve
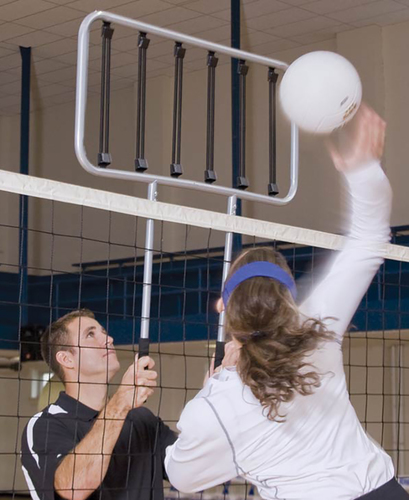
[165,392,238,493]
[299,159,392,337]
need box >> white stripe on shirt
[22,465,41,500]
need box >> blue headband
[222,261,297,306]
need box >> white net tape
[1,169,408,262]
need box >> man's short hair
[41,309,95,382]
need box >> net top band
[222,261,297,306]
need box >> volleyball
[279,51,362,134]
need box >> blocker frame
[75,10,299,207]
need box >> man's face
[65,316,120,383]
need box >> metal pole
[98,22,113,167]
[268,68,279,196]
[231,0,242,254]
[214,195,237,368]
[19,46,31,327]
[135,32,150,171]
[138,181,157,358]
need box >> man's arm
[54,395,129,500]
[55,356,157,500]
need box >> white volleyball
[279,51,362,134]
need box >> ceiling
[1,0,409,116]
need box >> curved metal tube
[75,10,299,206]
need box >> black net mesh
[1,192,409,498]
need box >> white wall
[383,21,409,226]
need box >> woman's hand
[328,103,386,173]
[203,341,241,386]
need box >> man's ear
[55,350,75,372]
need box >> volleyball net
[0,169,409,497]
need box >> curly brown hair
[225,246,334,421]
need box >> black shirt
[21,392,177,500]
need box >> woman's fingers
[328,103,386,172]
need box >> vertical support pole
[135,32,150,172]
[237,59,249,190]
[204,51,218,183]
[138,181,157,358]
[214,195,237,369]
[170,42,185,178]
[268,68,279,196]
[98,22,114,167]
[231,0,242,254]
[19,46,31,327]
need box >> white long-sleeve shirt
[165,160,394,500]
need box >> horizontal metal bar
[81,11,289,70]
[75,10,299,206]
